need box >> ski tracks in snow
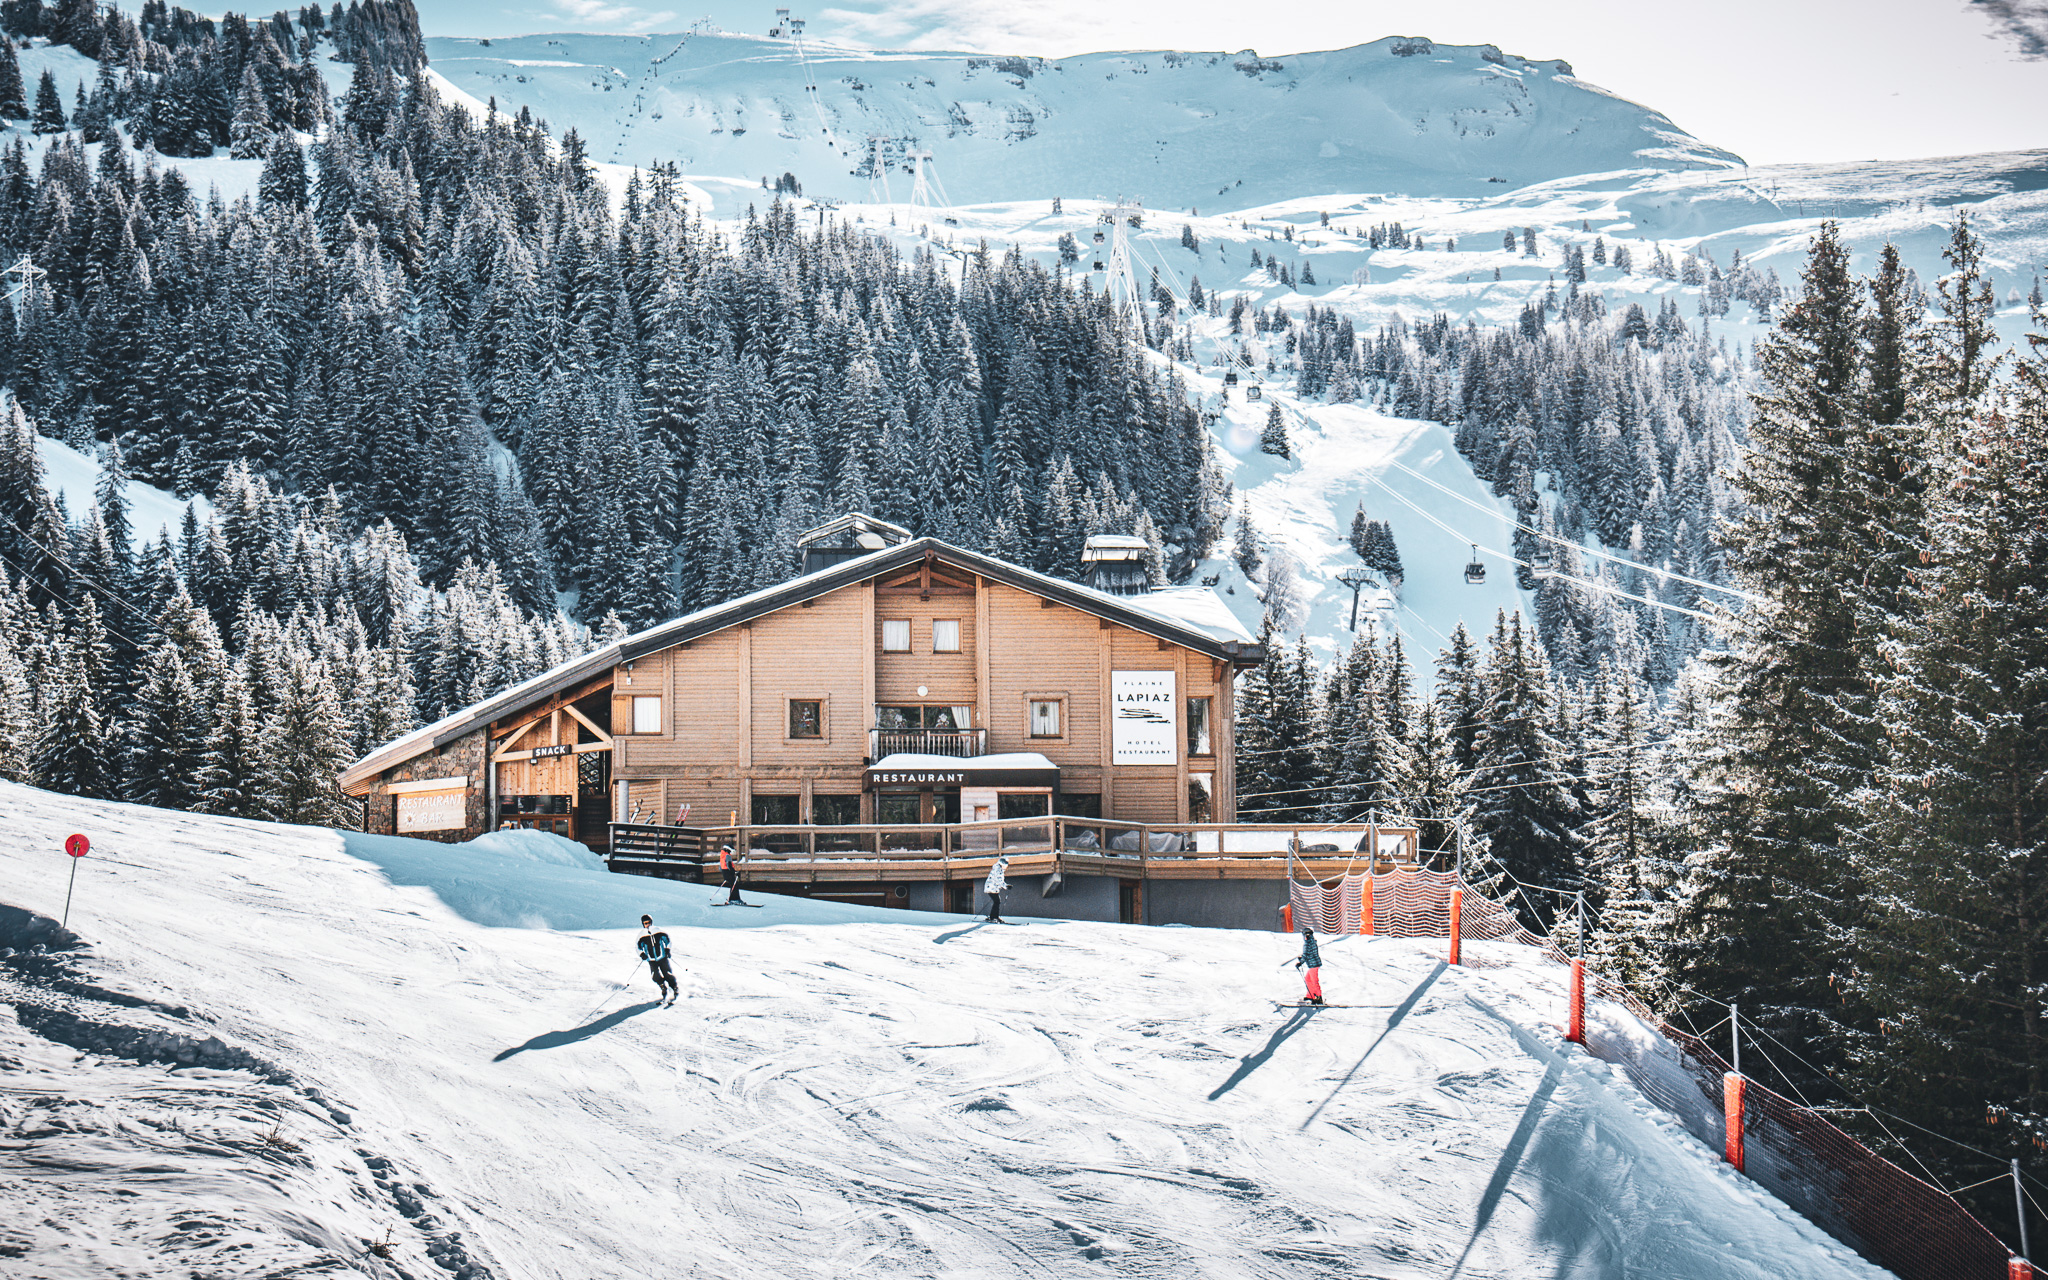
[0,785,1891,1279]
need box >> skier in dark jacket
[1293,927,1323,1005]
[638,915,678,1004]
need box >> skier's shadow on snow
[1208,1008,1318,1100]
[932,922,1004,944]
[1300,960,1447,1129]
[493,1002,661,1061]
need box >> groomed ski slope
[0,781,1888,1279]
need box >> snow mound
[456,826,607,868]
[0,781,1891,1277]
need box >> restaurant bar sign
[1111,670,1177,764]
[397,789,467,832]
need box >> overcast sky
[413,0,2048,166]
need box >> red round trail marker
[65,833,89,859]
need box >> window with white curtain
[932,619,961,652]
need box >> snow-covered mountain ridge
[0,782,1891,1277]
[421,30,1743,207]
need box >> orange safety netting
[1286,868,2017,1280]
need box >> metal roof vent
[1081,534,1151,596]
[796,513,913,576]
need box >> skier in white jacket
[983,857,1009,923]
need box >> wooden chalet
[340,517,1419,928]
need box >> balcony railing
[604,817,1423,880]
[869,727,986,758]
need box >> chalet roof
[340,538,1262,792]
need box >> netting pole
[1568,960,1586,1044]
[2016,1158,2032,1269]
[1731,1001,1741,1077]
[1724,1072,1746,1172]
[1361,874,1374,937]
[1448,888,1463,966]
[2011,1259,2032,1280]
[1566,891,1587,1042]
[1281,903,1293,933]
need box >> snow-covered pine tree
[1843,308,2048,1220]
[30,68,63,133]
[1470,610,1582,926]
[0,39,26,120]
[1667,222,1873,1074]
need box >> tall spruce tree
[1668,222,1879,1094]
[1843,313,2048,1231]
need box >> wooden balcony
[605,816,1421,886]
[868,727,987,758]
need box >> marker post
[61,833,90,928]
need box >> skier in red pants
[1293,927,1324,1005]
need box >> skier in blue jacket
[638,915,678,1004]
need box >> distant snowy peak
[421,31,1743,208]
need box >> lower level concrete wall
[902,874,1289,931]
[1145,878,1292,932]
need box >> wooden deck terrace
[605,817,1422,885]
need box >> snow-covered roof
[1117,586,1258,648]
[342,537,1260,791]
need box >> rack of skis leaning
[1286,864,2024,1280]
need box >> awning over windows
[864,752,1059,791]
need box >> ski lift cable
[1119,231,1270,383]
[1357,469,1725,624]
[0,543,159,651]
[1237,763,1639,805]
[1381,456,1765,605]
[0,518,160,632]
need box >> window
[998,793,1050,819]
[1029,699,1061,738]
[1187,697,1213,757]
[813,794,862,825]
[881,619,911,652]
[788,699,823,739]
[1188,772,1214,823]
[932,619,961,652]
[752,794,799,825]
[1055,793,1102,818]
[632,696,662,734]
[878,705,969,731]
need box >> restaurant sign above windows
[1111,670,1177,764]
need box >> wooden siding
[875,590,979,708]
[982,582,1104,767]
[752,586,867,763]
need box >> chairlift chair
[1246,384,1263,401]
[1223,371,1238,386]
[1464,545,1487,584]
[1092,260,1106,272]
[1530,546,1555,573]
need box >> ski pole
[568,959,645,1028]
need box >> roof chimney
[1081,534,1150,596]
